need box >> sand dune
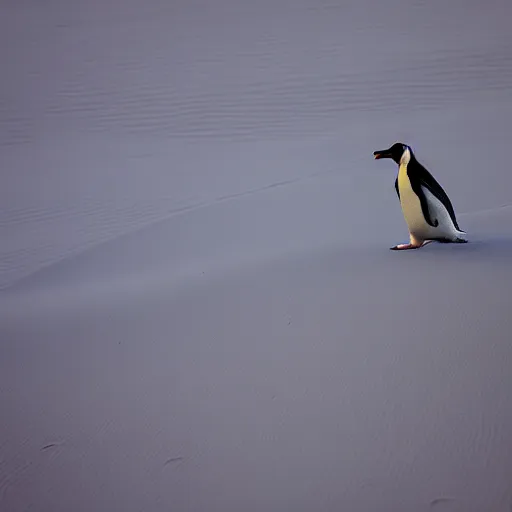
[3,204,512,512]
[2,1,512,511]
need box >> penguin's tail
[453,230,468,243]
[433,231,468,244]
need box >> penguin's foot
[390,243,420,250]
[390,240,432,251]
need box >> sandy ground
[2,1,512,511]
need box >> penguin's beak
[373,150,389,159]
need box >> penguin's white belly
[398,164,457,240]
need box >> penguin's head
[373,143,410,165]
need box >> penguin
[373,142,467,250]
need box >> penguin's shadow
[419,237,512,258]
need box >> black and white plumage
[373,142,467,250]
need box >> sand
[2,1,512,511]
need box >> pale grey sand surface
[2,1,512,511]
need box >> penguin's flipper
[409,179,438,228]
[394,177,400,200]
